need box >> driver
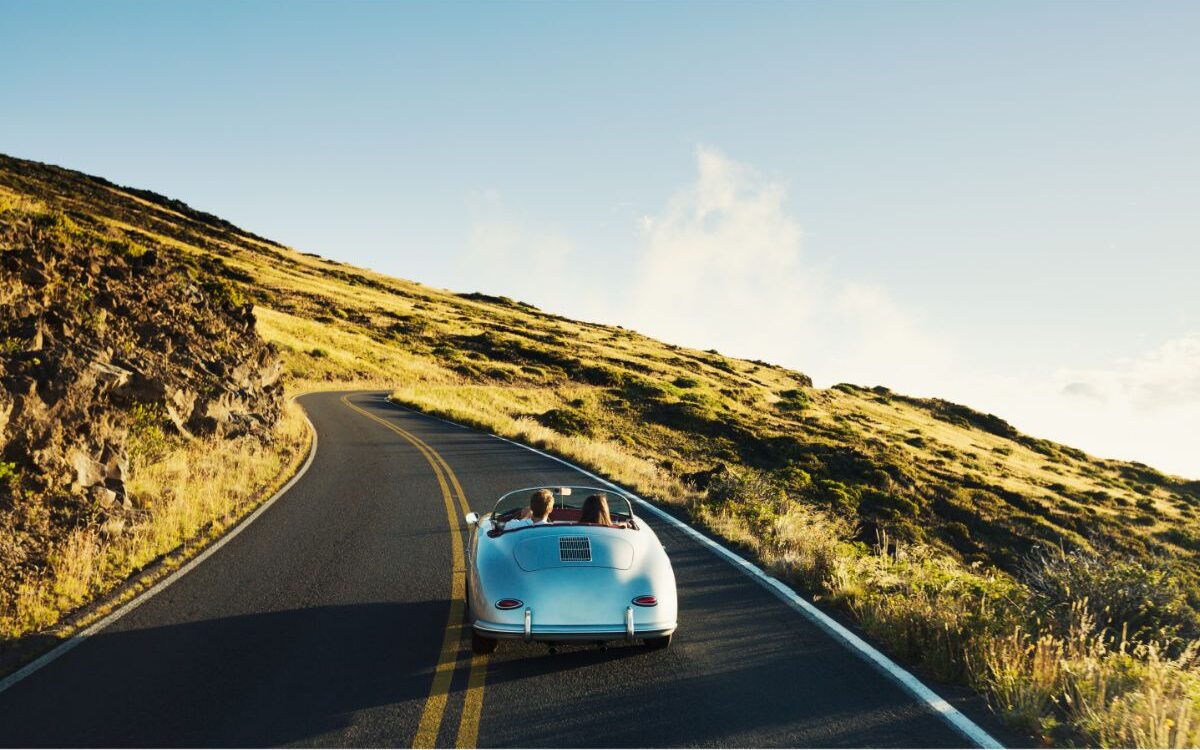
[505,489,555,529]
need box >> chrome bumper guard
[473,617,676,643]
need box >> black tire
[472,629,499,655]
[644,634,672,650]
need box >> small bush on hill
[127,402,171,466]
[533,408,594,438]
[776,388,810,413]
[812,478,858,516]
[1021,543,1198,643]
[703,470,793,549]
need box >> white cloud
[1061,334,1200,410]
[1043,335,1200,475]
[455,189,578,306]
[933,335,1200,478]
[627,145,948,392]
[629,147,810,350]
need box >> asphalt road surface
[0,391,997,748]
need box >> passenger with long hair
[579,493,627,527]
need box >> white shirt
[504,518,550,529]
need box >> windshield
[491,486,634,522]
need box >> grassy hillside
[3,153,1199,746]
[0,157,310,654]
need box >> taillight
[632,595,658,607]
[495,599,523,610]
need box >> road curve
[0,391,997,748]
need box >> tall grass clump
[1021,543,1198,645]
[974,606,1200,747]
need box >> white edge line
[0,405,319,697]
[383,395,1003,749]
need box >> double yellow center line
[340,395,487,748]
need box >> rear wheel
[472,629,499,655]
[643,634,672,650]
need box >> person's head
[530,489,555,521]
[580,494,612,525]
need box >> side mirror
[464,512,479,526]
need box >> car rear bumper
[473,618,677,642]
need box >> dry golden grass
[0,402,310,641]
[974,615,1200,747]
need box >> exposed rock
[69,449,108,492]
[0,202,284,587]
[165,388,197,435]
[91,361,131,391]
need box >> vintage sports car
[464,486,678,653]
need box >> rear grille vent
[559,536,592,562]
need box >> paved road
[0,391,990,747]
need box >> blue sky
[3,1,1198,475]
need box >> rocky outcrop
[0,207,282,576]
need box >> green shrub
[705,470,792,545]
[34,210,81,243]
[109,238,147,258]
[202,278,245,308]
[622,377,677,401]
[858,487,921,519]
[533,408,594,438]
[927,400,1019,439]
[943,521,973,550]
[484,366,513,382]
[644,399,727,437]
[776,388,810,413]
[1021,544,1198,643]
[812,479,858,516]
[579,365,627,387]
[1156,527,1200,552]
[128,402,170,464]
[777,464,812,491]
[0,461,18,486]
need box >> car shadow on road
[0,601,450,748]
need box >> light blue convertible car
[464,486,678,654]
